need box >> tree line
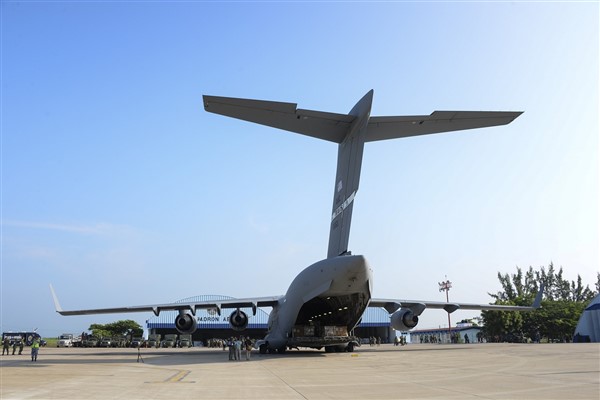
[481,263,599,343]
[88,320,143,339]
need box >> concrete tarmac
[1,343,598,400]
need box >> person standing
[2,337,10,355]
[227,338,235,361]
[31,337,40,362]
[244,337,252,360]
[234,337,242,361]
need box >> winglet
[49,284,65,315]
[532,282,544,309]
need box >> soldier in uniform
[2,337,10,355]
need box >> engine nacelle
[174,313,198,334]
[229,309,249,331]
[390,308,419,331]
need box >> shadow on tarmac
[0,345,480,368]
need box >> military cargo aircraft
[51,90,542,353]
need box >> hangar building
[146,294,395,345]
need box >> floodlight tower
[438,276,452,342]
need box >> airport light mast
[438,277,452,342]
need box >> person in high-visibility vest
[31,337,40,362]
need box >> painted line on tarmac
[145,369,194,384]
[167,370,191,383]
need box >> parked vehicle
[57,333,74,347]
[178,334,193,348]
[161,334,177,348]
[83,336,99,347]
[2,331,43,346]
[147,334,161,348]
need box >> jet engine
[174,312,198,334]
[390,308,419,331]
[229,309,249,331]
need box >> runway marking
[145,369,194,384]
[166,370,191,383]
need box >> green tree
[88,324,112,338]
[482,264,596,342]
[88,320,143,338]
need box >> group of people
[2,337,41,361]
[2,337,24,355]
[393,336,407,346]
[226,337,253,361]
[368,336,382,346]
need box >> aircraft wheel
[346,343,354,352]
[259,344,267,354]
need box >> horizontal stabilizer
[203,95,353,143]
[366,111,522,142]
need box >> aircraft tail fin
[326,90,373,257]
[204,91,522,259]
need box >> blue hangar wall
[146,294,394,343]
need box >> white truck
[57,333,74,348]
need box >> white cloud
[2,220,137,237]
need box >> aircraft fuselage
[261,255,372,350]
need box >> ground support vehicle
[57,334,73,348]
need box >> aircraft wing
[203,95,354,143]
[50,285,281,317]
[366,111,523,142]
[369,284,543,315]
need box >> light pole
[438,277,452,342]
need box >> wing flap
[366,111,522,142]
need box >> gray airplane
[51,90,543,353]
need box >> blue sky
[1,2,598,338]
